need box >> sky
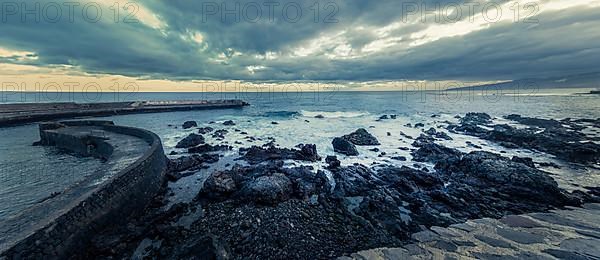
[0,0,599,92]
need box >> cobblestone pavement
[340,204,600,260]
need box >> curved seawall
[0,121,168,258]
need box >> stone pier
[0,99,249,127]
[0,120,168,259]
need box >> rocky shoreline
[73,113,600,259]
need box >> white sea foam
[300,110,370,118]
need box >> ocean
[1,89,599,220]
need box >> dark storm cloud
[1,0,599,82]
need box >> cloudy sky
[1,0,599,91]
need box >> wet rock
[240,173,293,205]
[391,156,407,161]
[411,136,462,164]
[326,155,341,169]
[331,165,377,197]
[511,156,535,168]
[378,115,389,120]
[212,129,229,139]
[437,151,577,209]
[175,133,205,148]
[168,151,178,155]
[223,120,236,126]
[449,113,600,164]
[538,161,561,169]
[197,127,214,134]
[332,137,359,156]
[399,131,414,139]
[202,171,238,199]
[466,141,482,149]
[200,162,328,205]
[243,143,321,164]
[188,144,232,154]
[342,128,380,145]
[414,123,425,128]
[299,144,320,161]
[182,121,197,129]
[167,154,220,173]
[460,112,492,125]
[505,114,562,129]
[424,128,453,140]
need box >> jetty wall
[0,99,249,127]
[1,121,167,259]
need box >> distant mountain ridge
[448,72,600,91]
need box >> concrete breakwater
[0,120,167,258]
[0,100,249,127]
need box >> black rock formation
[332,137,359,156]
[182,121,197,129]
[175,133,205,148]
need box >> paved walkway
[341,204,600,260]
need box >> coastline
[2,99,599,259]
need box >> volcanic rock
[182,121,198,129]
[332,137,359,156]
[342,128,380,145]
[175,133,205,148]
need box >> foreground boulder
[332,137,359,156]
[199,161,328,205]
[239,173,293,204]
[342,128,380,145]
[175,133,205,148]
